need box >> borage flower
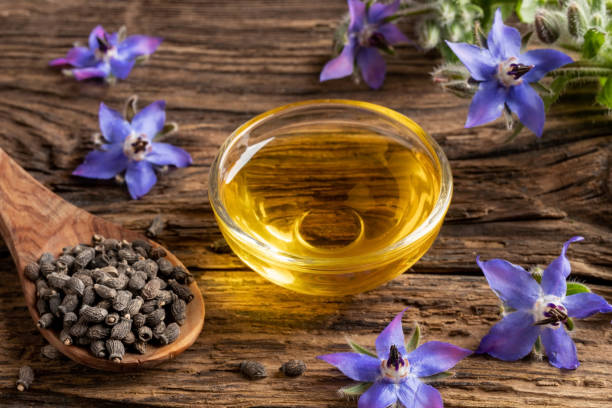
[477,237,612,369]
[445,9,572,137]
[73,98,191,199]
[318,309,471,408]
[50,26,162,83]
[320,0,410,89]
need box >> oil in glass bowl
[210,100,452,296]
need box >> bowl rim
[208,99,453,268]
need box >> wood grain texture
[0,0,610,406]
[0,148,205,371]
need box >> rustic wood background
[0,1,610,407]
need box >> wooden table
[0,1,610,407]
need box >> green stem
[385,5,436,22]
[549,67,612,77]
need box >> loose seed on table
[279,360,306,377]
[16,366,34,391]
[240,360,267,380]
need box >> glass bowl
[209,100,452,296]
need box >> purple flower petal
[444,41,496,81]
[106,31,119,47]
[110,57,136,80]
[465,80,507,128]
[72,145,128,179]
[356,47,386,89]
[49,47,95,67]
[563,292,612,319]
[88,25,107,50]
[542,236,584,279]
[541,327,579,369]
[320,40,357,82]
[348,0,366,32]
[317,353,380,382]
[506,83,545,137]
[397,381,417,408]
[357,382,397,408]
[412,380,443,408]
[125,161,158,200]
[118,35,163,60]
[376,23,410,45]
[147,143,192,167]
[367,0,400,23]
[408,341,472,378]
[519,49,573,83]
[99,103,131,143]
[476,310,540,361]
[375,308,407,359]
[72,65,109,81]
[487,8,521,60]
[131,100,166,140]
[476,256,540,310]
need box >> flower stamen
[381,344,410,383]
[123,133,152,161]
[507,63,534,80]
[533,297,569,329]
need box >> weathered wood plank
[0,0,610,406]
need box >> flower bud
[590,12,603,28]
[535,9,561,44]
[567,2,587,38]
[419,20,440,50]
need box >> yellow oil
[219,128,441,295]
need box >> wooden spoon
[0,148,205,371]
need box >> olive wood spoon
[0,148,205,371]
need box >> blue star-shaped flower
[50,25,162,82]
[446,8,573,137]
[318,309,472,408]
[320,0,410,89]
[477,236,612,369]
[73,100,192,199]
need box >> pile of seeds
[25,234,194,362]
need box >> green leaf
[582,28,606,59]
[566,282,591,296]
[348,340,377,358]
[596,76,612,108]
[421,371,454,382]
[521,31,533,50]
[530,266,543,283]
[565,317,575,331]
[516,0,540,23]
[406,324,420,352]
[534,336,542,353]
[338,382,372,397]
[124,95,139,122]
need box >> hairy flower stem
[384,4,436,22]
[549,67,612,78]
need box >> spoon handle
[0,148,80,264]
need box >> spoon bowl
[0,148,205,371]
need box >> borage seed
[16,366,34,391]
[80,305,108,323]
[110,317,132,340]
[41,344,62,360]
[24,262,40,281]
[37,313,54,329]
[159,322,180,345]
[279,360,306,377]
[105,312,120,326]
[106,339,125,362]
[240,360,267,380]
[90,340,106,358]
[87,324,111,340]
